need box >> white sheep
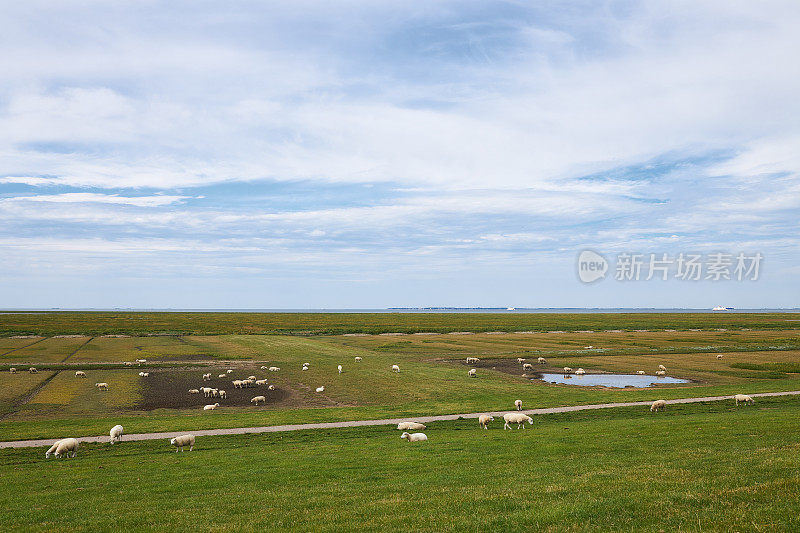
[514,399,522,411]
[268,385,275,390]
[218,389,227,399]
[247,375,257,381]
[478,414,494,429]
[226,369,233,374]
[716,354,724,359]
[316,386,325,393]
[188,389,200,394]
[170,434,195,452]
[136,359,147,364]
[522,363,534,370]
[575,368,585,375]
[242,379,254,388]
[397,422,426,431]
[95,382,109,391]
[636,370,645,375]
[503,413,533,429]
[203,403,220,410]
[75,371,86,378]
[202,373,212,381]
[563,367,572,374]
[260,365,269,369]
[656,370,666,376]
[201,387,214,397]
[354,357,362,362]
[269,367,280,372]
[650,399,666,412]
[232,380,243,389]
[9,367,16,373]
[211,388,220,398]
[138,371,146,377]
[468,368,477,377]
[517,358,526,363]
[303,362,311,367]
[29,367,37,374]
[302,366,309,371]
[109,424,124,444]
[255,379,268,386]
[251,395,266,405]
[218,374,227,379]
[466,357,479,364]
[45,439,63,458]
[338,365,343,374]
[52,438,79,458]
[400,432,428,442]
[658,365,667,371]
[537,357,546,364]
[124,361,133,366]
[735,394,754,406]
[392,365,400,373]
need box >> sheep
[478,414,494,430]
[29,367,37,374]
[656,370,666,376]
[716,354,724,359]
[202,373,212,381]
[247,375,257,381]
[316,386,325,393]
[124,361,134,366]
[95,382,109,391]
[260,365,269,369]
[255,379,268,386]
[303,362,311,367]
[400,432,427,442]
[211,388,220,398]
[201,387,214,397]
[636,370,645,375]
[203,403,220,410]
[138,371,146,377]
[650,399,666,412]
[136,359,147,364]
[397,422,426,431]
[75,371,86,378]
[232,380,243,389]
[563,367,572,374]
[503,413,533,429]
[466,357,479,364]
[338,365,343,374]
[170,434,195,452]
[45,439,64,458]
[523,363,534,370]
[514,399,523,411]
[517,358,526,363]
[226,369,233,374]
[52,438,79,458]
[109,424,124,444]
[242,379,255,388]
[218,374,227,379]
[251,395,266,405]
[537,357,546,364]
[302,366,309,371]
[658,365,667,371]
[392,365,400,373]
[269,367,280,372]
[735,394,754,406]
[268,385,275,391]
[218,389,227,399]
[468,368,477,377]
[9,367,16,373]
[188,389,200,394]
[584,345,594,349]
[354,357,362,362]
[575,368,585,375]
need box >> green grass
[1,397,798,531]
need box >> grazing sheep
[29,367,37,374]
[517,358,526,363]
[716,354,724,359]
[124,361,133,366]
[315,386,325,393]
[203,403,220,411]
[303,362,311,367]
[338,365,343,374]
[650,399,667,412]
[109,424,124,444]
[52,438,79,458]
[201,387,214,397]
[226,369,233,374]
[45,439,64,458]
[400,432,428,442]
[268,385,275,390]
[392,365,400,373]
[503,413,533,429]
[138,371,146,377]
[260,365,269,369]
[218,374,227,379]
[302,366,309,371]
[468,368,477,377]
[584,346,594,349]
[655,370,666,376]
[95,382,109,391]
[575,368,585,375]
[202,373,212,381]
[211,388,220,398]
[242,379,254,388]
[269,367,280,372]
[397,422,426,431]
[523,363,534,370]
[170,434,195,452]
[188,389,200,394]
[232,380,243,389]
[478,414,494,430]
[136,359,147,364]
[9,367,16,373]
[251,395,266,405]
[636,370,645,375]
[354,357,362,362]
[466,357,479,364]
[537,357,546,364]
[735,394,754,406]
[218,389,227,399]
[563,367,572,374]
[255,379,268,386]
[658,365,667,371]
[514,399,522,411]
[247,375,257,381]
[75,371,86,378]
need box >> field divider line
[2,390,798,449]
[0,337,47,357]
[60,336,95,363]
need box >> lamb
[466,357,479,364]
[75,371,86,378]
[109,424,124,444]
[658,365,667,371]
[354,357,362,362]
[537,357,546,364]
[52,438,79,458]
[514,399,522,411]
[251,395,266,405]
[400,432,428,442]
[656,370,666,376]
[575,368,585,375]
[316,386,325,393]
[202,373,212,381]
[735,394,754,406]
[338,365,343,374]
[29,367,37,374]
[650,399,666,412]
[269,367,280,372]
[9,367,16,373]
[468,368,477,377]
[397,422,426,431]
[303,362,311,367]
[124,361,133,366]
[478,414,494,430]
[218,389,227,399]
[255,379,268,386]
[138,371,147,377]
[203,403,220,410]
[523,363,534,370]
[170,434,195,452]
[188,389,200,394]
[392,365,400,373]
[636,370,645,375]
[96,382,109,391]
[563,367,572,374]
[503,413,533,429]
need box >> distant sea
[1,308,799,314]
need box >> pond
[536,373,690,388]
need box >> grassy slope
[1,311,799,336]
[1,398,798,532]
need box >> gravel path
[3,390,798,449]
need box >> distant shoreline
[1,308,799,314]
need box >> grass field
[1,397,798,532]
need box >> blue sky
[1,1,799,308]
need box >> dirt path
[2,390,798,449]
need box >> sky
[1,1,799,309]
